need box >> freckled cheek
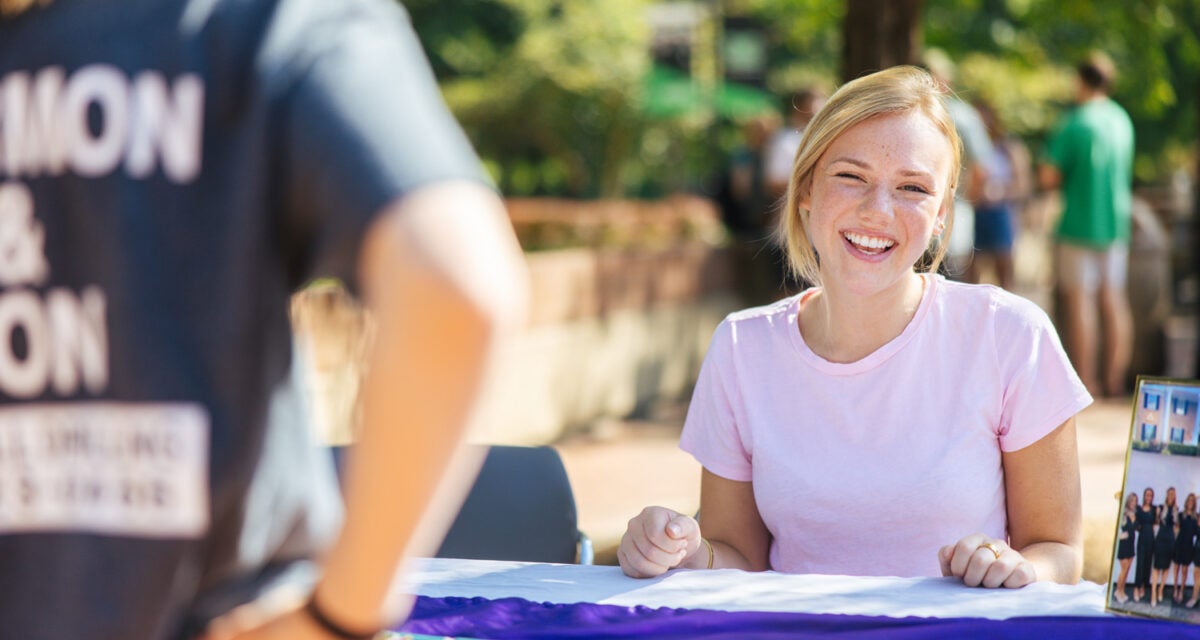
[814,182,865,201]
[894,199,940,221]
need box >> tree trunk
[841,0,924,82]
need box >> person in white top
[764,87,828,200]
[618,66,1087,589]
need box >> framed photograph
[1106,376,1200,622]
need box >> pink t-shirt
[679,274,1091,578]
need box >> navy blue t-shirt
[0,0,488,637]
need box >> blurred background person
[723,114,780,238]
[764,87,828,201]
[967,99,1033,291]
[921,49,993,281]
[763,87,827,296]
[1039,51,1134,398]
[721,113,789,305]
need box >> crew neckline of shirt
[786,273,938,375]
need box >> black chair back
[435,445,586,564]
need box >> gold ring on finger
[978,542,1002,560]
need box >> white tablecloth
[407,558,1109,621]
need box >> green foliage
[405,0,704,198]
[954,55,1073,138]
[1132,440,1164,453]
[928,0,1200,184]
[403,0,1198,197]
[1166,443,1200,457]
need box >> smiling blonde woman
[619,66,1088,589]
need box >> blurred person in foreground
[618,66,1087,588]
[1039,51,1134,398]
[0,0,528,639]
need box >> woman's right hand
[618,506,702,578]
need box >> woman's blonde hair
[777,65,963,286]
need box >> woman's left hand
[938,534,1037,588]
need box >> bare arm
[1004,141,1034,203]
[998,417,1084,585]
[1037,163,1062,191]
[316,181,529,626]
[940,418,1082,587]
[208,181,529,638]
[1003,417,1083,584]
[684,469,771,571]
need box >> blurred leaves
[404,0,1199,196]
[926,0,1200,184]
[405,0,659,197]
[955,54,1074,137]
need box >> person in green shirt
[1039,51,1134,398]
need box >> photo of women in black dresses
[1109,378,1200,623]
[1111,485,1200,619]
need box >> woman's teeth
[843,232,895,254]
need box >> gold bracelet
[701,537,714,569]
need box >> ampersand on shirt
[0,182,49,287]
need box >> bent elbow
[452,250,530,344]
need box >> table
[395,558,1194,639]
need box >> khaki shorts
[1056,243,1128,293]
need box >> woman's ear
[937,194,955,233]
[796,189,810,213]
[793,175,813,212]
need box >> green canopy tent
[642,64,777,120]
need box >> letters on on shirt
[0,64,209,538]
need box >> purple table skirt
[400,595,1196,639]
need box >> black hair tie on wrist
[303,595,380,640]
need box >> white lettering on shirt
[0,182,108,399]
[0,65,204,184]
[0,402,209,537]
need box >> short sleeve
[994,298,1093,452]
[679,320,753,481]
[277,1,490,291]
